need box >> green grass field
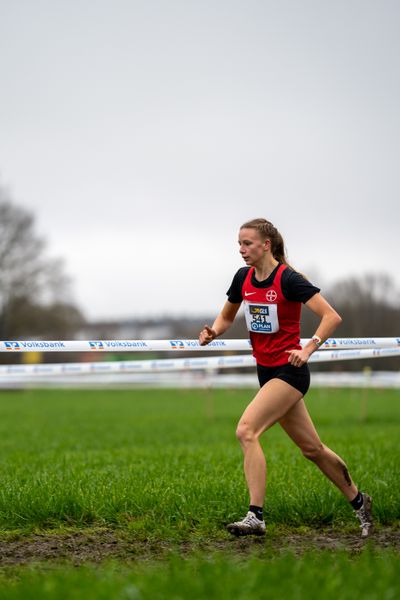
[0,386,399,598]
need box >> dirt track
[1,528,399,566]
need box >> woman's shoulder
[231,266,251,287]
[282,265,309,282]
[281,266,320,302]
[226,267,251,302]
[235,266,251,277]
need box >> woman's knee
[301,442,325,462]
[235,421,257,446]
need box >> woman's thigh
[278,398,322,451]
[238,378,303,437]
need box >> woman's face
[238,228,270,266]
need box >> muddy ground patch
[0,528,399,566]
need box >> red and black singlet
[226,264,320,367]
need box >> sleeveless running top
[242,264,302,367]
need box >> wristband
[311,335,322,348]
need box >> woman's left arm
[286,293,342,367]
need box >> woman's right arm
[199,301,242,346]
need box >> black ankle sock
[249,505,263,520]
[350,491,363,510]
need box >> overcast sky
[1,0,399,321]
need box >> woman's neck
[253,257,279,281]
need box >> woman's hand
[285,347,312,367]
[199,325,217,346]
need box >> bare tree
[328,273,400,337]
[308,273,400,371]
[0,187,85,339]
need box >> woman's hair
[240,218,289,265]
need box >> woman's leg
[235,378,303,506]
[278,399,358,500]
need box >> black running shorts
[256,362,310,396]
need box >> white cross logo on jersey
[265,290,277,302]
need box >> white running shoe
[226,511,266,536]
[355,493,373,538]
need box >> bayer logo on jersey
[265,290,277,302]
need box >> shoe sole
[360,494,373,538]
[226,525,266,537]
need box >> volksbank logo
[322,339,337,348]
[5,341,21,350]
[170,340,185,349]
[104,341,148,348]
[89,341,105,350]
[5,341,67,350]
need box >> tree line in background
[0,186,85,340]
[0,187,399,370]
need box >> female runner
[199,218,372,538]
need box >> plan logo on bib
[265,290,277,302]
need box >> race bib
[244,302,279,334]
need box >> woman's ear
[264,238,271,251]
